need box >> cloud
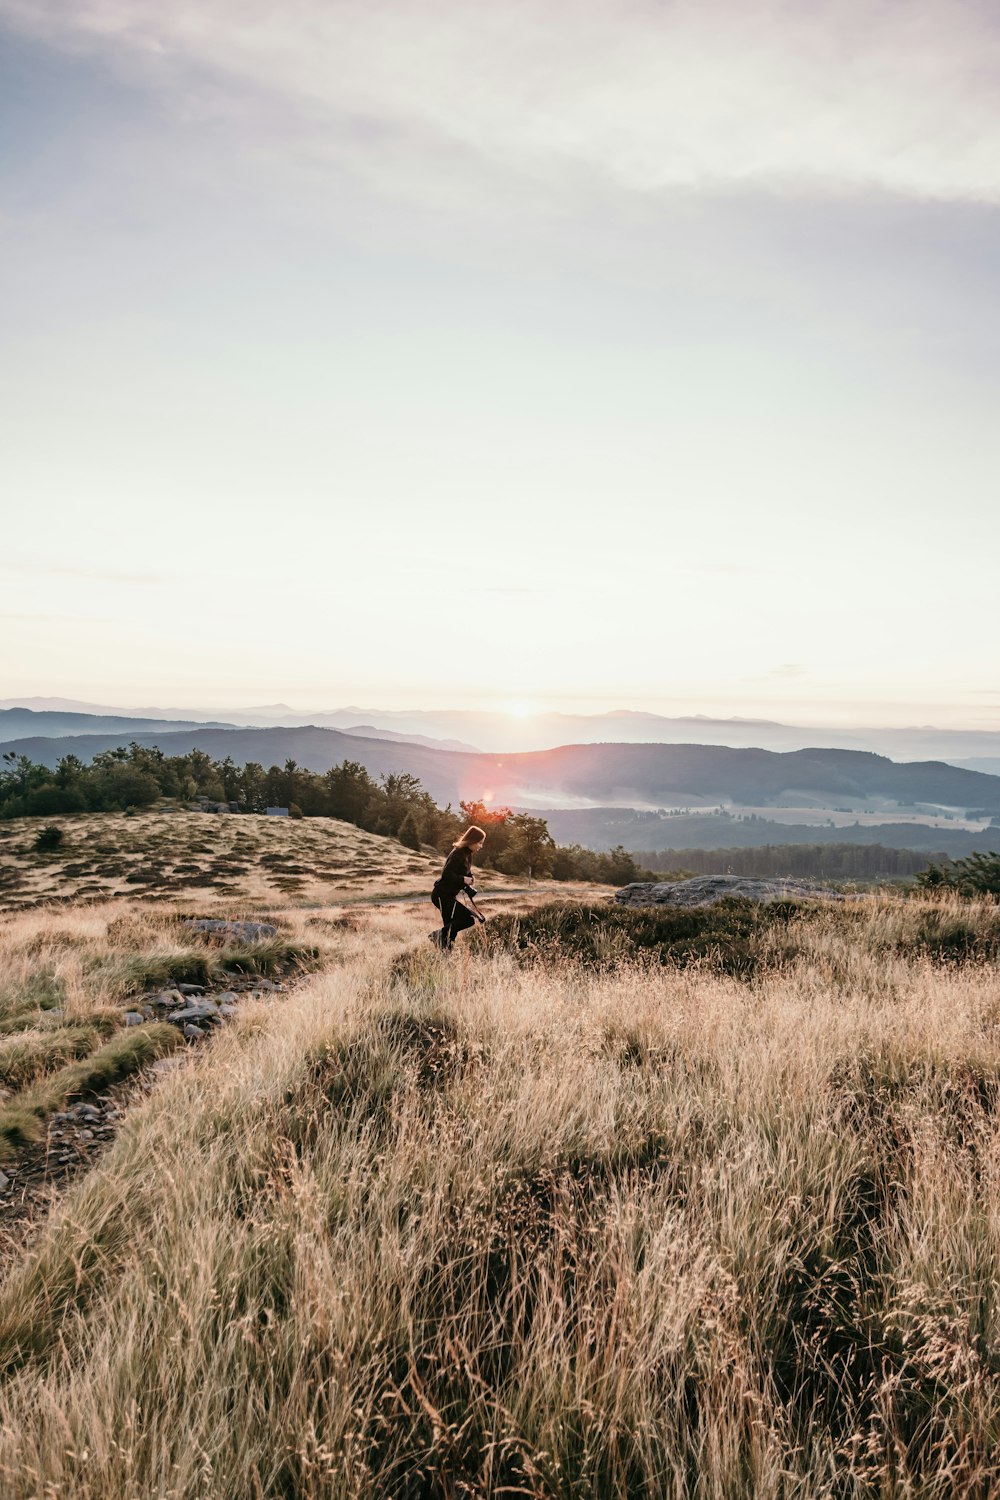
[8,562,164,585]
[768,663,808,678]
[4,0,1000,203]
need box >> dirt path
[0,969,297,1261]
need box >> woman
[431,825,486,949]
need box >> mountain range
[5,722,1000,819]
[6,699,1000,765]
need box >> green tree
[501,814,555,883]
[398,811,422,851]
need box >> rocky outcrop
[181,919,278,942]
[616,875,846,908]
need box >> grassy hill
[0,809,445,912]
[1,816,1000,1494]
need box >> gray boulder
[616,875,845,909]
[167,1000,219,1025]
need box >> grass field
[1,814,999,1496]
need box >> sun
[503,699,538,718]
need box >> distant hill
[342,724,479,754]
[536,807,1000,858]
[952,758,1000,779]
[0,707,474,755]
[0,726,475,802]
[8,696,1000,764]
[4,727,1000,821]
[0,708,233,739]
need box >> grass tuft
[0,1023,180,1159]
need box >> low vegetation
[471,895,807,975]
[0,884,998,1494]
[0,895,325,1158]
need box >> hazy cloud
[8,562,164,584]
[4,0,1000,202]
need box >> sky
[2,0,999,728]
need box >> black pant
[439,893,476,948]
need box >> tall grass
[0,895,998,1494]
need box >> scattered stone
[0,1171,9,1192]
[176,983,205,994]
[71,1103,102,1123]
[166,1000,219,1025]
[148,990,184,1009]
[77,1129,94,1141]
[183,1023,205,1040]
[123,1011,145,1026]
[216,992,239,1004]
[149,1057,185,1077]
[615,875,847,909]
[182,919,278,943]
[217,1004,239,1019]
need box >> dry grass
[0,892,997,1494]
[0,809,449,911]
[0,810,592,1167]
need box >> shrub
[32,825,64,853]
[475,897,805,975]
[397,812,422,852]
[917,852,1000,899]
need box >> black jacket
[439,844,474,899]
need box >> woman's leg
[449,903,476,943]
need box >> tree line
[1,746,652,885]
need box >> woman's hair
[452,825,486,849]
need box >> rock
[71,1103,102,1122]
[183,1023,205,1040]
[149,1057,185,1077]
[217,1004,239,1019]
[182,919,278,943]
[123,1011,145,1026]
[0,1170,9,1192]
[216,992,239,1004]
[176,983,205,994]
[166,1000,219,1025]
[77,1129,94,1141]
[147,990,183,1009]
[615,876,846,909]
